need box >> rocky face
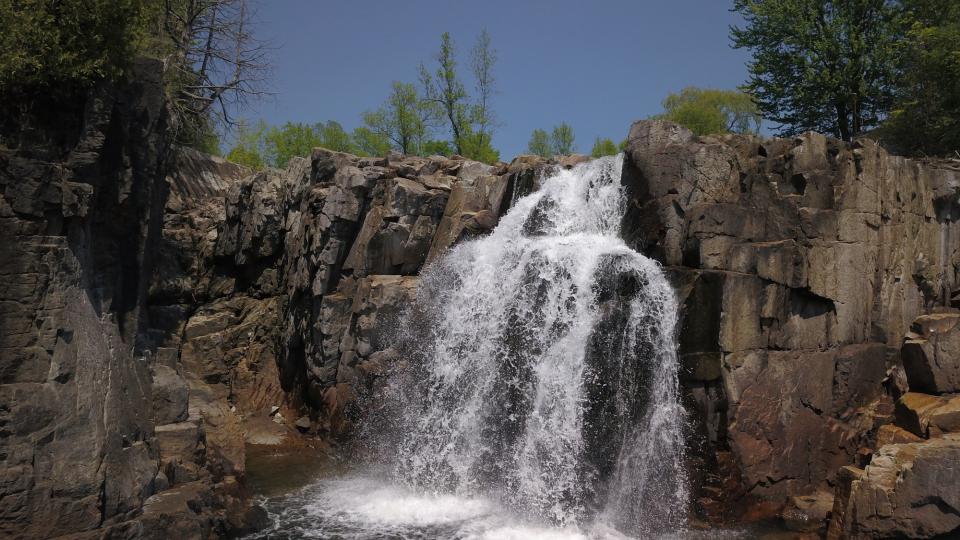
[621,120,960,534]
[0,61,269,538]
[207,149,556,438]
[8,85,960,539]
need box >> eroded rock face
[621,120,960,522]
[0,61,170,538]
[828,435,960,539]
[902,313,960,394]
[166,148,556,443]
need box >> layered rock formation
[621,120,960,536]
[0,62,264,539]
[7,73,960,540]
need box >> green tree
[421,139,454,156]
[655,87,761,136]
[881,0,960,156]
[731,0,904,140]
[469,29,498,161]
[352,126,392,157]
[550,123,576,155]
[591,137,619,157]
[0,0,142,92]
[226,119,268,169]
[459,127,500,164]
[528,128,552,157]
[363,81,434,155]
[263,122,322,168]
[420,32,470,154]
[317,120,357,154]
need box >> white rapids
[250,155,692,539]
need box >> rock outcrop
[8,86,960,538]
[206,149,555,438]
[620,119,960,534]
[0,61,264,539]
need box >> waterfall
[382,154,689,536]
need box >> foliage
[352,126,392,157]
[731,0,905,140]
[421,139,454,157]
[527,129,552,157]
[261,122,320,168]
[226,119,268,169]
[420,30,501,161]
[420,32,470,154]
[317,120,357,154]
[363,81,436,155]
[655,87,761,135]
[0,0,142,93]
[591,137,619,157]
[880,0,960,156]
[550,123,576,155]
[459,127,500,164]
[468,29,498,161]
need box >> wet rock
[782,491,834,533]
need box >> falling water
[248,155,689,539]
[389,154,688,535]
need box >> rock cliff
[621,120,960,536]
[5,76,960,539]
[0,62,263,539]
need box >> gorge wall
[3,66,960,540]
[621,120,960,536]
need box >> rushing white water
[386,154,688,535]
[248,155,690,539]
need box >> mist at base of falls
[248,155,691,539]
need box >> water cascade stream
[251,155,689,539]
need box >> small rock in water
[272,412,285,424]
[295,416,311,431]
[269,406,280,416]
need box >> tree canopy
[655,87,761,136]
[0,0,141,92]
[591,137,619,157]
[731,0,904,141]
[880,0,960,155]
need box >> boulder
[902,313,960,394]
[896,392,960,437]
[782,491,834,533]
[828,435,960,538]
[151,365,189,424]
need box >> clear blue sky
[249,0,751,159]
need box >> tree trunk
[836,102,851,141]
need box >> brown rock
[828,435,960,538]
[902,313,960,394]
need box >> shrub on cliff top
[0,0,141,93]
